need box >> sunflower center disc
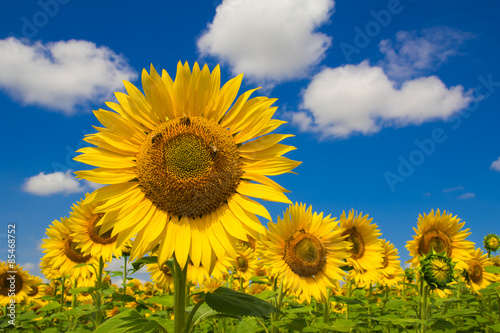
[161,264,172,277]
[284,230,326,277]
[88,213,117,245]
[0,272,23,296]
[418,230,452,257]
[488,237,499,249]
[342,228,365,259]
[137,117,242,218]
[236,256,248,272]
[63,237,91,263]
[469,260,483,283]
[27,285,39,297]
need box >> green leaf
[233,318,262,333]
[254,289,276,301]
[431,318,455,330]
[17,310,38,321]
[383,299,408,310]
[332,295,364,305]
[68,286,98,295]
[444,308,478,318]
[485,266,500,274]
[95,308,160,333]
[38,302,61,312]
[489,323,500,332]
[112,293,136,302]
[285,305,314,314]
[131,256,158,272]
[141,295,174,307]
[205,287,280,317]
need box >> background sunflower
[261,203,349,303]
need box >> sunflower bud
[420,250,455,290]
[483,234,500,252]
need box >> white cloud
[23,170,85,196]
[293,61,472,138]
[0,37,137,114]
[197,0,334,85]
[379,27,472,80]
[490,157,500,172]
[21,262,36,272]
[443,186,464,193]
[458,192,475,199]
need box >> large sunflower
[339,210,384,273]
[261,203,350,303]
[406,209,475,269]
[0,262,33,306]
[464,248,496,293]
[41,217,98,279]
[69,195,131,262]
[74,62,300,271]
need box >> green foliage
[205,287,281,317]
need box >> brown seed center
[0,272,24,296]
[342,228,365,259]
[284,230,326,277]
[88,213,117,245]
[418,230,452,257]
[63,237,91,263]
[468,260,483,283]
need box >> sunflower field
[1,62,499,333]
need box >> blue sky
[1,0,499,280]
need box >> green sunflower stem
[173,254,188,333]
[346,278,353,320]
[419,277,429,333]
[271,282,285,333]
[60,277,65,307]
[321,287,331,332]
[95,256,104,327]
[122,253,129,306]
[183,298,205,333]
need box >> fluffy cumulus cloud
[292,61,472,138]
[379,27,473,80]
[22,170,98,196]
[197,0,334,85]
[0,37,137,114]
[490,157,500,172]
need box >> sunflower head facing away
[74,62,300,271]
[420,250,455,290]
[484,234,500,253]
[406,209,475,269]
[261,203,350,303]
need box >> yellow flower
[41,217,98,279]
[0,262,33,306]
[74,62,300,272]
[228,243,258,282]
[25,275,47,304]
[380,240,401,278]
[379,267,405,288]
[261,203,349,303]
[339,210,384,273]
[406,209,475,269]
[464,248,496,293]
[69,195,132,262]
